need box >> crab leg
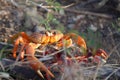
[12,36,25,58]
[25,43,54,78]
[95,49,108,60]
[11,32,30,58]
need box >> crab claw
[55,33,87,51]
[27,56,54,78]
[96,49,108,60]
[37,70,44,78]
[26,44,54,78]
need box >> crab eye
[52,31,56,35]
[45,30,53,36]
[49,30,57,36]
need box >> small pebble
[89,24,97,31]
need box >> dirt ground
[0,0,120,80]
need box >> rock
[68,24,74,29]
[1,58,41,80]
[89,24,97,32]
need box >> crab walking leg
[12,36,25,58]
[19,44,25,59]
[95,49,108,60]
[12,32,30,58]
[12,37,20,58]
[25,43,54,78]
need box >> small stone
[59,9,65,15]
[0,72,10,78]
[89,24,97,31]
[68,24,74,29]
[73,15,85,21]
[32,26,45,32]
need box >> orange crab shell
[29,30,64,45]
